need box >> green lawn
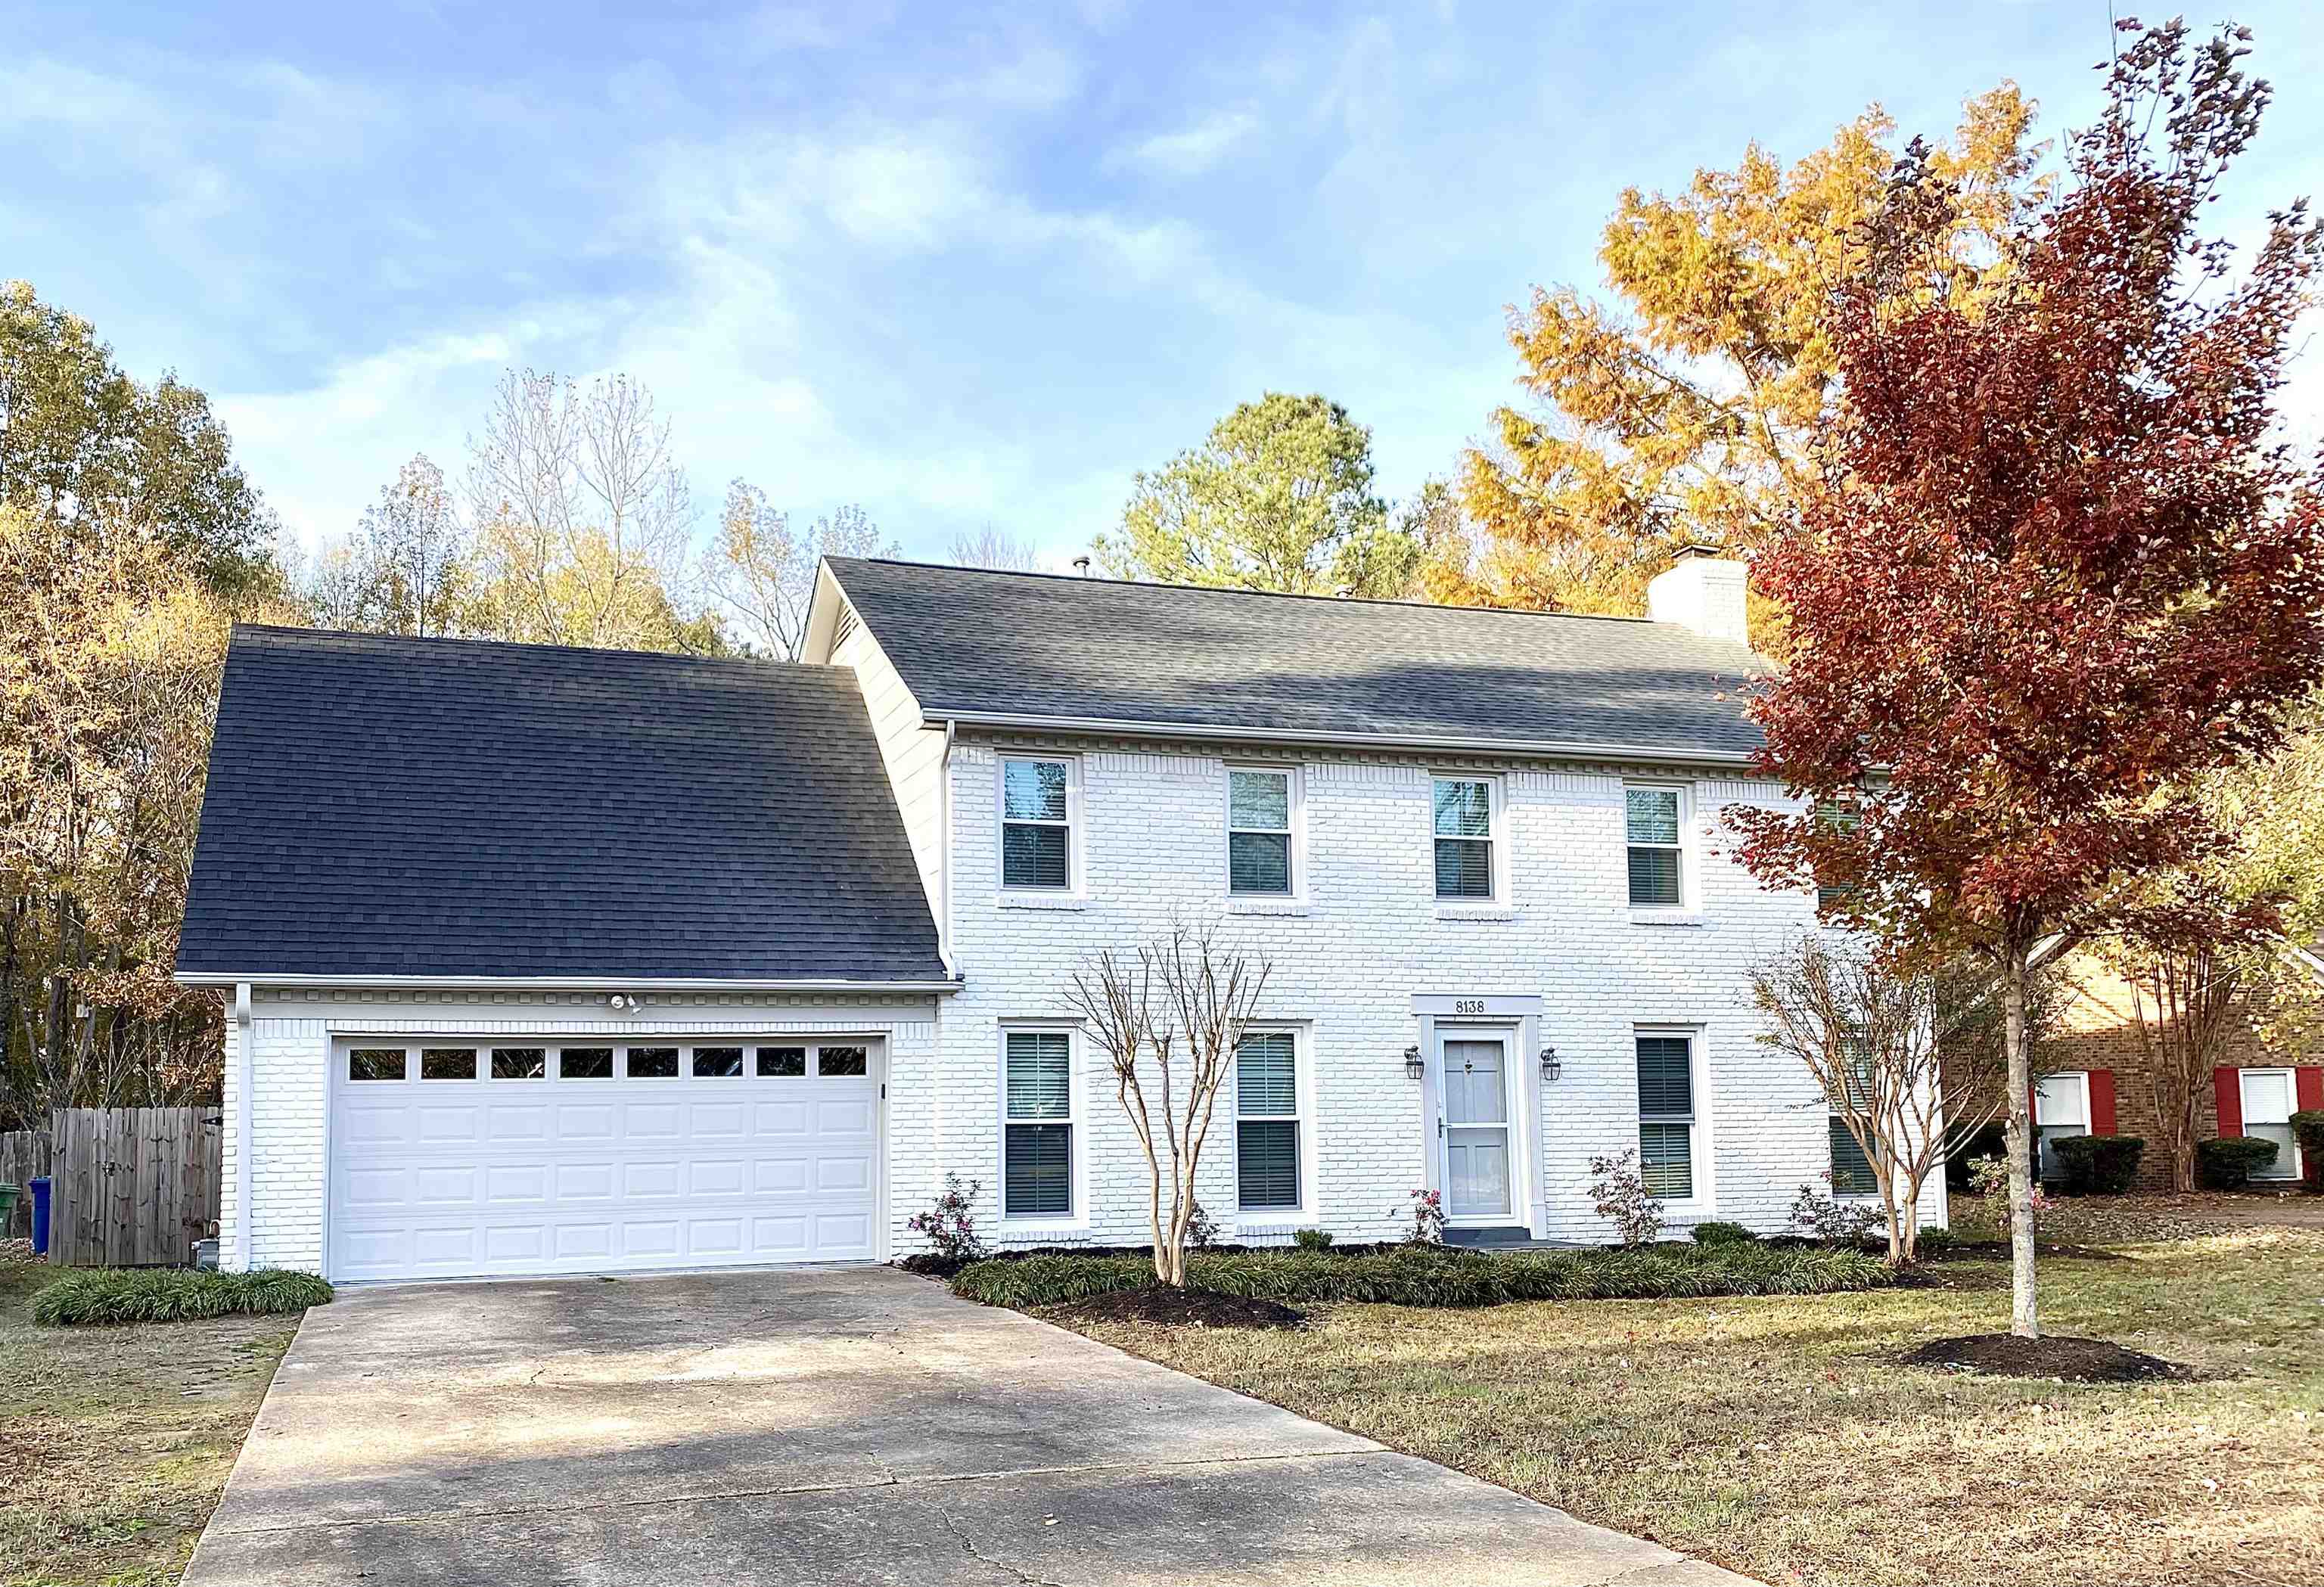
[0,1253,298,1587]
[1050,1224,2324,1587]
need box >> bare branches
[1064,920,1269,1286]
[706,483,896,659]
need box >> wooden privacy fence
[43,1108,222,1268]
[0,1129,51,1241]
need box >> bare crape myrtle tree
[1064,921,1271,1287]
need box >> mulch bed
[1902,1332,2199,1383]
[1052,1286,1306,1330]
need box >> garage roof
[824,557,1766,762]
[177,626,948,985]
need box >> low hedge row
[949,1241,1894,1311]
[31,1267,334,1326]
[2050,1135,2145,1194]
[2198,1135,2282,1190]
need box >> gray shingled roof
[177,627,946,983]
[827,558,1766,760]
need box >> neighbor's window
[692,1046,744,1078]
[1812,800,1863,912]
[1004,1031,1073,1217]
[626,1047,680,1079]
[2033,1071,2087,1180]
[818,1045,869,1077]
[756,1046,806,1078]
[1228,768,1297,895]
[1001,757,1074,890]
[420,1047,477,1081]
[1432,777,1494,899]
[1829,1036,1878,1194]
[1626,786,1685,907]
[1235,1033,1301,1212]
[1635,1034,1695,1199]
[489,1047,546,1079]
[349,1048,406,1082]
[560,1047,614,1079]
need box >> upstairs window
[1433,777,1495,899]
[1001,758,1074,890]
[1004,1031,1073,1217]
[1625,786,1685,906]
[1235,1033,1302,1212]
[1229,768,1297,895]
[1636,1033,1696,1199]
[1813,801,1863,912]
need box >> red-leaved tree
[1729,20,2324,1339]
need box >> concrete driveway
[185,1265,1749,1586]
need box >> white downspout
[938,719,958,980]
[233,982,254,1271]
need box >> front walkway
[183,1264,1751,1585]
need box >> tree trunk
[2002,942,2040,1339]
[1899,1186,1920,1265]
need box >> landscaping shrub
[949,1242,1893,1311]
[32,1267,333,1327]
[1689,1220,1758,1247]
[904,1173,988,1265]
[2197,1135,2282,1190]
[1947,1121,2009,1192]
[1291,1228,1335,1253]
[2293,1111,2324,1192]
[2048,1135,2144,1195]
[1914,1225,1956,1254]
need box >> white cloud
[1107,110,1260,178]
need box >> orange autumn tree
[1730,20,2324,1340]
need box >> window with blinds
[1636,1033,1695,1199]
[1004,1031,1073,1217]
[1828,1116,1878,1196]
[1229,769,1296,895]
[1002,758,1073,890]
[1433,777,1495,899]
[1235,1032,1300,1212]
[1813,800,1863,911]
[1625,786,1684,907]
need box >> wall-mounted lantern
[1539,1045,1561,1082]
[1403,1045,1425,1081]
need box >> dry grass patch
[0,1256,298,1587]
[1055,1231,2324,1587]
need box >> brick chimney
[1646,545,1751,649]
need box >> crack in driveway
[936,1501,1070,1587]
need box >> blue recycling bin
[30,1175,51,1256]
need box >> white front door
[2241,1068,2301,1180]
[1440,1036,1513,1220]
[327,1036,882,1282]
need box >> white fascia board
[925,708,1758,770]
[175,972,962,995]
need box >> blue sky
[7,1,2320,569]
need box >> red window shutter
[2089,1070,2117,1136]
[2298,1066,2323,1113]
[2214,1068,2244,1137]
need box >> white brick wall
[224,989,938,1275]
[897,734,1946,1251]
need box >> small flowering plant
[1587,1150,1664,1247]
[1403,1188,1446,1245]
[906,1172,988,1263]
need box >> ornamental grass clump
[31,1267,334,1326]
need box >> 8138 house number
[1452,998,1487,1014]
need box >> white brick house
[178,553,1937,1282]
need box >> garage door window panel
[818,1045,868,1077]
[757,1046,806,1077]
[559,1048,614,1079]
[350,1048,407,1082]
[491,1048,546,1079]
[693,1046,745,1078]
[421,1048,478,1080]
[626,1047,679,1079]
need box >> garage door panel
[329,1038,883,1281]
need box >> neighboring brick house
[1971,952,2324,1190]
[179,551,1942,1283]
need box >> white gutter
[923,708,1758,769]
[233,982,253,1272]
[176,974,963,994]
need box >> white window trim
[1624,781,1697,918]
[1428,772,1508,907]
[997,1021,1087,1228]
[997,755,1084,899]
[1232,1025,1316,1226]
[1634,1023,1714,1216]
[2034,1069,2092,1181]
[1224,763,1304,902]
[2239,1066,2304,1181]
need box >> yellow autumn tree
[1443,86,2045,623]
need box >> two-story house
[178,551,1935,1282]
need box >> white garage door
[327,1037,881,1283]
